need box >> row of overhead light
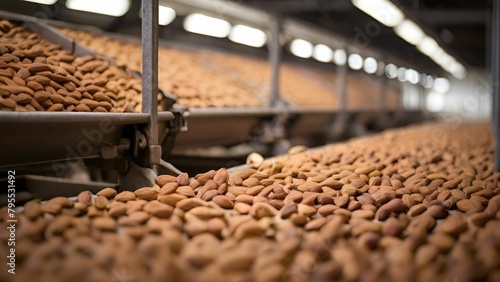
[351,0,466,79]
[24,0,267,48]
[288,38,452,92]
[25,0,450,93]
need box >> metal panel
[171,108,277,150]
[0,112,151,167]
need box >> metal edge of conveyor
[492,0,500,172]
[0,112,151,124]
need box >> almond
[143,201,173,218]
[212,195,234,209]
[115,191,136,202]
[134,187,158,201]
[77,191,93,205]
[156,174,178,186]
[177,172,190,186]
[94,196,108,210]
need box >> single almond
[134,187,158,201]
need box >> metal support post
[336,52,347,112]
[142,0,161,166]
[269,17,282,107]
[378,76,387,112]
[492,0,500,172]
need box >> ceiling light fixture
[351,0,404,27]
[23,0,57,4]
[313,44,334,63]
[66,0,130,17]
[290,39,313,58]
[348,53,363,70]
[333,49,347,65]
[183,14,231,38]
[229,25,267,48]
[159,6,176,26]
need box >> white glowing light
[433,77,450,93]
[405,69,419,84]
[23,0,57,4]
[183,13,231,38]
[229,25,267,48]
[426,91,445,112]
[397,67,407,82]
[417,36,438,56]
[159,6,176,26]
[424,75,434,89]
[385,63,397,79]
[66,0,130,17]
[333,49,347,65]
[394,19,425,45]
[313,44,334,63]
[363,57,378,74]
[290,39,313,58]
[348,53,363,70]
[352,0,404,27]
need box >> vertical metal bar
[419,85,427,113]
[378,76,387,112]
[337,50,347,112]
[142,0,160,165]
[269,17,282,107]
[492,0,500,172]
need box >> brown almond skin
[115,191,136,202]
[376,199,408,221]
[77,191,93,206]
[96,187,116,199]
[94,196,108,210]
[23,200,42,220]
[177,172,190,186]
[212,195,234,209]
[134,187,159,201]
[439,213,467,237]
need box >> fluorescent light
[394,19,424,45]
[159,6,176,26]
[333,49,347,65]
[23,0,57,4]
[424,75,434,89]
[417,36,438,56]
[450,62,467,79]
[290,39,313,58]
[348,53,363,70]
[385,63,397,78]
[433,77,450,93]
[426,91,445,112]
[183,14,231,38]
[405,69,419,84]
[363,57,377,74]
[397,67,407,82]
[66,0,130,17]
[352,0,404,27]
[229,25,267,48]
[313,44,333,63]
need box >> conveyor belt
[0,112,174,167]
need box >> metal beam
[415,9,487,25]
[336,51,347,112]
[246,0,352,13]
[492,0,500,172]
[269,17,282,107]
[142,0,161,165]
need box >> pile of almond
[0,19,152,113]
[59,28,263,108]
[60,27,400,110]
[1,122,499,281]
